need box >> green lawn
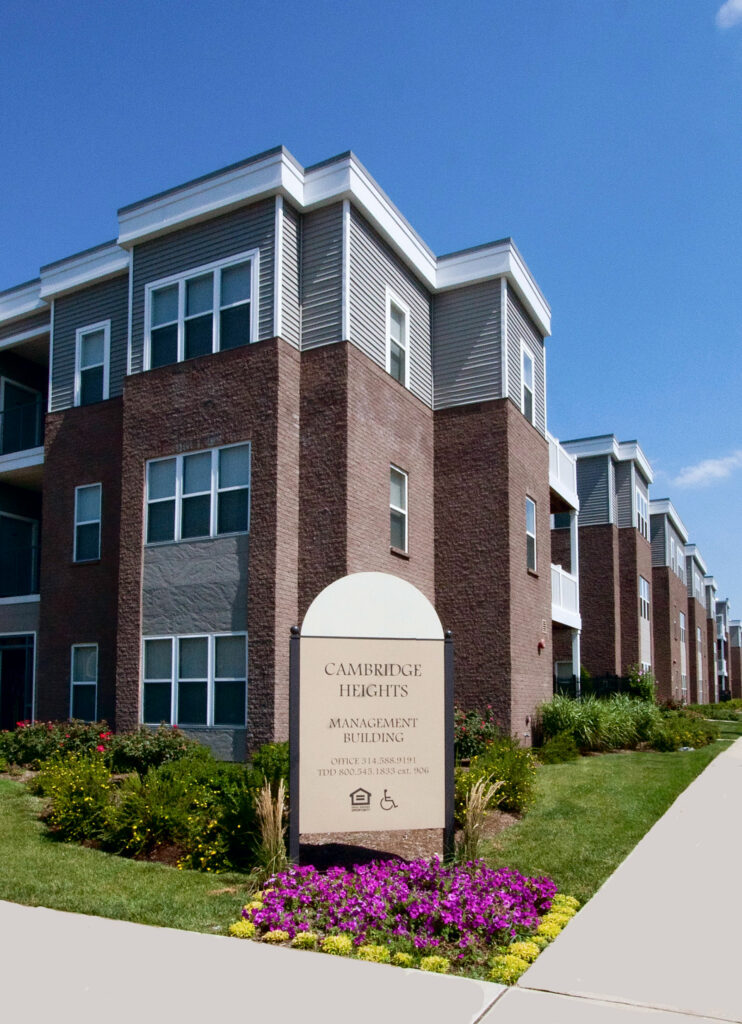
[485,742,729,905]
[0,778,254,933]
[715,719,742,740]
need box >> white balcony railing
[551,563,581,629]
[548,433,578,510]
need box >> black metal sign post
[288,625,455,865]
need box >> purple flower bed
[244,857,557,974]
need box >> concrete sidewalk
[1,739,740,1023]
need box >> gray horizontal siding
[300,204,343,349]
[650,515,666,566]
[281,202,301,349]
[130,198,276,375]
[433,280,501,409]
[614,462,633,528]
[0,310,49,343]
[348,207,432,406]
[575,455,611,525]
[50,274,129,411]
[506,287,546,436]
[142,535,249,634]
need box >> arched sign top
[301,572,444,640]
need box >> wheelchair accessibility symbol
[380,789,397,811]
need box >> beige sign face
[299,636,445,834]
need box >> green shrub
[108,725,198,773]
[36,753,113,841]
[535,731,579,764]
[0,720,113,769]
[626,664,657,703]
[455,735,536,822]
[105,767,202,857]
[686,703,741,722]
[251,741,289,791]
[538,694,662,752]
[454,706,500,761]
[649,713,719,752]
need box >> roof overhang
[684,544,708,576]
[0,280,48,327]
[40,242,129,301]
[649,499,688,544]
[561,434,654,485]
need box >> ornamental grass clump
[456,776,503,863]
[241,856,556,977]
[538,694,662,752]
[254,778,288,879]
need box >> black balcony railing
[0,544,40,598]
[0,396,45,456]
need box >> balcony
[0,544,40,601]
[552,563,581,630]
[548,433,578,511]
[0,395,44,484]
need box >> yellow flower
[229,920,256,939]
[291,931,318,950]
[419,956,450,974]
[321,935,354,956]
[357,945,391,963]
[507,941,540,963]
[263,930,290,944]
[489,954,530,985]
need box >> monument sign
[289,572,454,858]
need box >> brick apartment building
[684,544,710,705]
[560,435,653,680]
[730,620,742,700]
[0,146,581,755]
[705,576,720,703]
[716,598,732,699]
[649,500,690,704]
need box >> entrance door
[0,636,34,729]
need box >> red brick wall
[552,625,573,666]
[37,400,123,723]
[731,646,742,699]
[434,398,551,737]
[345,345,435,603]
[651,568,688,703]
[115,340,299,749]
[619,528,653,675]
[687,599,709,704]
[577,524,621,676]
[707,619,718,703]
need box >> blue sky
[2,0,741,613]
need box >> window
[71,644,98,721]
[386,289,410,387]
[521,345,534,424]
[390,466,408,552]
[74,484,101,561]
[636,489,649,540]
[526,497,537,571]
[142,634,247,727]
[639,576,650,620]
[641,661,651,673]
[146,443,250,544]
[680,612,686,645]
[145,251,258,369]
[697,627,702,652]
[75,322,110,405]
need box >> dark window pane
[215,635,246,678]
[219,445,250,489]
[181,494,211,538]
[179,637,208,679]
[178,681,207,725]
[523,388,533,423]
[214,680,246,726]
[147,500,175,543]
[150,324,178,368]
[80,366,104,405]
[390,510,406,551]
[217,488,248,534]
[76,522,100,561]
[144,639,172,680]
[527,535,536,571]
[390,343,405,384]
[219,303,250,350]
[184,315,213,359]
[72,684,96,722]
[221,263,251,306]
[553,513,570,529]
[144,682,171,724]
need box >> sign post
[289,572,454,862]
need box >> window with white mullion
[390,465,408,552]
[74,483,102,562]
[385,288,410,388]
[181,450,213,539]
[184,273,215,360]
[75,322,110,406]
[142,637,174,724]
[526,497,537,571]
[521,345,534,424]
[177,635,209,726]
[70,644,98,722]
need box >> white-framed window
[641,661,651,673]
[697,627,702,651]
[526,497,537,572]
[390,465,408,552]
[636,489,649,540]
[146,443,250,544]
[142,633,247,727]
[681,673,687,700]
[145,250,259,370]
[385,289,410,388]
[639,576,650,620]
[521,344,534,424]
[70,644,98,721]
[74,483,101,562]
[694,572,703,603]
[680,612,686,645]
[75,321,110,406]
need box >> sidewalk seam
[518,984,740,1023]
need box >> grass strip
[0,778,253,933]
[485,743,727,905]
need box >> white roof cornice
[649,499,688,543]
[684,544,708,575]
[0,280,48,327]
[40,242,130,300]
[562,434,653,484]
